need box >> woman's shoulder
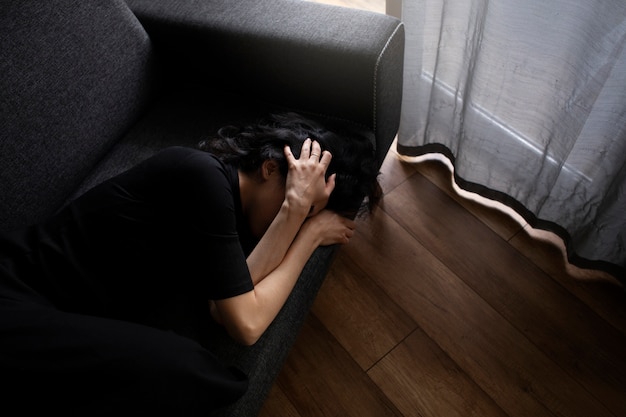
[147,146,224,174]
[148,146,234,197]
[155,146,215,162]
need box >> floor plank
[381,172,626,416]
[274,314,403,417]
[312,252,418,370]
[368,328,509,417]
[258,384,302,417]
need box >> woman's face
[244,161,287,239]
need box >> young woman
[0,113,381,415]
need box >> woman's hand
[284,138,336,217]
[301,209,356,246]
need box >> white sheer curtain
[397,0,626,278]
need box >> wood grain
[274,314,403,417]
[258,384,302,417]
[312,252,417,370]
[368,328,509,417]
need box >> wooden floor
[258,141,626,417]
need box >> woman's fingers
[301,138,312,159]
[283,138,335,215]
[310,142,333,168]
[304,210,357,246]
[319,150,332,168]
[325,173,336,194]
[284,144,296,165]
[285,139,330,164]
[309,140,321,159]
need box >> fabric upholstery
[0,0,154,231]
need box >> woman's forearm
[249,229,319,326]
[245,199,309,285]
[214,227,319,345]
[214,210,355,345]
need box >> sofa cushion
[0,0,154,231]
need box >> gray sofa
[0,0,404,415]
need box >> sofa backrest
[0,0,154,231]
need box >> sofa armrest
[126,0,404,166]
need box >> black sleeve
[154,147,255,300]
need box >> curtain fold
[398,0,626,279]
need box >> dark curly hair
[198,112,381,216]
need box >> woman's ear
[260,159,280,180]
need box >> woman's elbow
[229,322,264,346]
[212,293,269,346]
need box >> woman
[0,113,381,415]
[200,113,381,344]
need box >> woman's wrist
[298,218,323,248]
[281,197,310,222]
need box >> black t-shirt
[0,147,255,318]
